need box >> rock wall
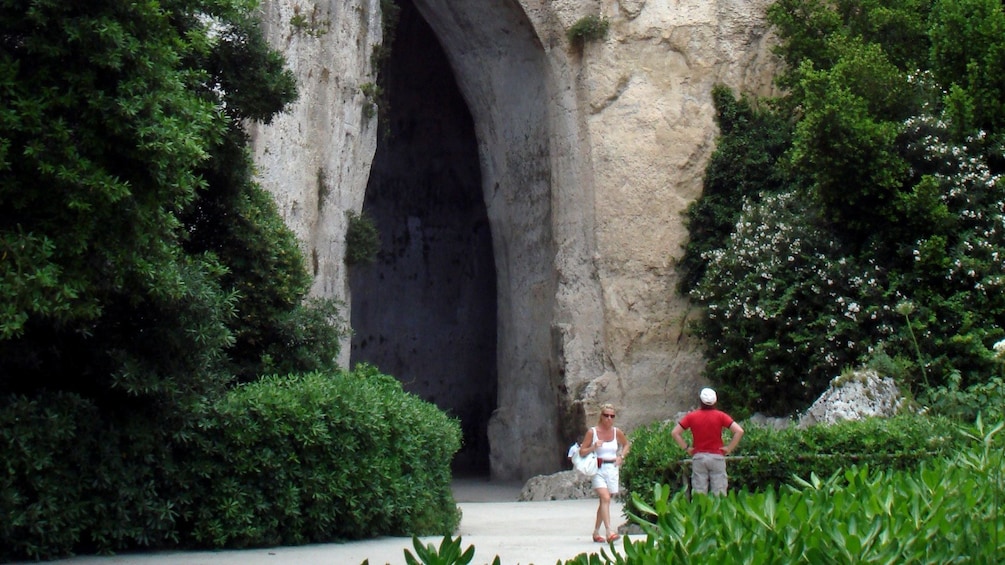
[248,0,382,327]
[248,0,782,480]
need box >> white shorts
[591,462,620,493]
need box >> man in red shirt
[671,387,744,495]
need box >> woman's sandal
[607,533,621,542]
[592,533,605,543]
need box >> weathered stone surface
[798,370,906,427]
[519,469,595,501]
[747,413,795,430]
[247,0,383,372]
[250,0,783,480]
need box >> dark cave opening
[348,0,497,476]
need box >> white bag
[570,443,598,477]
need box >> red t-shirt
[679,409,734,454]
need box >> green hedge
[622,414,956,510]
[0,364,461,561]
[183,366,461,547]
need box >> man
[671,387,744,495]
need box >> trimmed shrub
[182,365,461,547]
[621,413,955,512]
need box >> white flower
[994,339,1005,358]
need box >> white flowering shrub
[689,103,1005,417]
[683,0,1005,419]
[886,118,1005,419]
[692,190,893,414]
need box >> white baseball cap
[699,387,717,405]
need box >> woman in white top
[578,403,631,543]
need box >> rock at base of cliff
[518,469,595,501]
[798,369,905,427]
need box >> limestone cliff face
[249,0,781,480]
[248,0,381,316]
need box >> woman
[579,403,631,542]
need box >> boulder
[518,470,595,501]
[798,370,905,427]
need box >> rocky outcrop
[249,0,783,480]
[798,370,906,427]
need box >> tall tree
[0,0,339,410]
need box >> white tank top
[593,427,619,460]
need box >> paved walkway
[39,479,628,565]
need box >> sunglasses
[602,413,616,419]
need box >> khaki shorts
[691,452,728,495]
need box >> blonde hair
[597,403,617,421]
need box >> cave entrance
[348,0,496,475]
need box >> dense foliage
[681,0,1005,416]
[0,0,346,400]
[0,0,347,428]
[0,365,462,561]
[186,367,461,548]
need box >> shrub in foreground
[0,392,185,560]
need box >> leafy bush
[566,15,610,47]
[0,393,188,561]
[570,419,1004,564]
[400,534,498,565]
[250,296,347,380]
[677,86,796,295]
[690,189,893,415]
[0,393,101,560]
[183,365,461,548]
[345,210,381,266]
[924,373,1005,422]
[621,414,955,509]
